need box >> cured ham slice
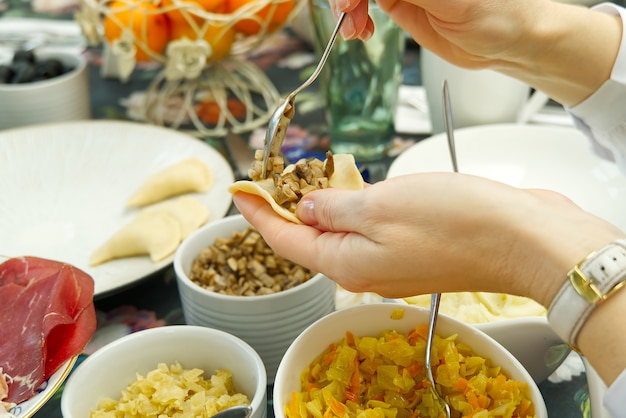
[0,256,96,405]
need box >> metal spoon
[424,80,457,418]
[260,12,346,178]
[212,405,253,418]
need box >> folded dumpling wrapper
[127,158,212,207]
[143,196,210,238]
[90,211,182,266]
[229,154,364,224]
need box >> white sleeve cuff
[568,3,626,131]
[566,3,626,173]
[604,366,626,417]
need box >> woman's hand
[234,173,623,304]
[337,0,622,106]
[338,0,542,68]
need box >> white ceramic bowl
[398,297,569,383]
[174,214,336,383]
[274,303,548,418]
[474,316,569,383]
[0,51,91,130]
[61,325,267,418]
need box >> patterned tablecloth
[0,0,595,416]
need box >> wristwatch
[547,239,626,350]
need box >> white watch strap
[547,239,626,348]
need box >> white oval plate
[0,120,235,296]
[387,124,626,231]
[7,357,77,418]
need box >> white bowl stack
[174,214,336,382]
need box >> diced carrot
[452,377,469,391]
[288,392,305,418]
[406,361,423,378]
[344,390,358,403]
[515,399,533,416]
[328,397,347,416]
[345,331,355,346]
[348,356,360,394]
[408,324,429,344]
[322,345,337,366]
[477,394,489,409]
[306,382,319,393]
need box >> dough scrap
[229,154,364,224]
[90,212,182,266]
[127,158,212,208]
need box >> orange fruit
[104,1,171,62]
[196,98,247,124]
[226,0,295,36]
[160,0,227,24]
[170,19,236,61]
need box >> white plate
[7,357,77,418]
[387,124,626,232]
[0,121,235,296]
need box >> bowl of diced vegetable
[273,303,548,418]
[61,325,267,418]
[401,293,569,383]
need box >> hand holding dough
[229,154,364,224]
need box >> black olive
[36,58,66,80]
[0,65,14,84]
[10,61,36,83]
[12,50,36,65]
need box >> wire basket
[76,0,305,136]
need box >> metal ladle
[260,12,346,178]
[424,79,457,418]
[212,405,253,418]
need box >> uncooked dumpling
[403,292,547,324]
[229,153,364,224]
[90,212,182,266]
[127,158,212,207]
[143,196,210,238]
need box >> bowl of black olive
[0,50,91,130]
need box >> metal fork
[260,12,346,178]
[424,79,457,418]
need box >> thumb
[296,188,364,232]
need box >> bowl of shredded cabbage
[273,303,548,418]
[61,325,267,418]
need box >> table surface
[0,2,592,417]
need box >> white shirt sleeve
[604,366,626,417]
[567,4,626,414]
[567,3,626,173]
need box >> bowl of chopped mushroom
[173,214,336,382]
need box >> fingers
[233,190,372,282]
[332,0,374,40]
[296,188,368,233]
[232,192,325,272]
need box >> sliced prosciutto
[0,256,96,404]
